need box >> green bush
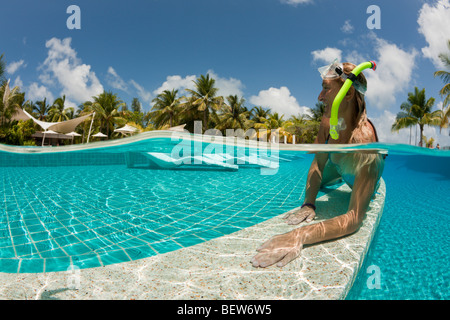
[0,119,36,145]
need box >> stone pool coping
[0,179,385,300]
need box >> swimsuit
[324,119,385,191]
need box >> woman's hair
[339,62,367,119]
[336,62,376,144]
[338,63,381,172]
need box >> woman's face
[318,79,341,117]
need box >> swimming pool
[347,150,449,300]
[0,131,448,299]
[0,132,311,273]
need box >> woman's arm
[301,160,379,245]
[303,124,331,206]
[251,155,383,268]
[303,152,328,206]
[283,153,328,224]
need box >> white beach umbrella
[41,129,59,146]
[44,130,58,134]
[66,131,82,144]
[114,124,138,136]
[66,131,81,136]
[92,132,108,139]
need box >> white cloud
[341,20,354,34]
[417,0,450,68]
[344,50,367,65]
[39,37,103,104]
[130,80,152,104]
[154,71,244,100]
[249,86,310,118]
[13,76,23,89]
[369,110,409,144]
[154,74,196,96]
[27,82,55,103]
[38,73,54,86]
[280,0,312,6]
[207,70,245,98]
[311,47,342,64]
[364,35,418,110]
[6,59,26,74]
[106,66,128,92]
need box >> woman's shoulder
[350,119,378,144]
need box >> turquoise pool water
[347,151,449,300]
[0,134,448,300]
[0,136,310,273]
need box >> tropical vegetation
[434,40,450,108]
[391,87,440,147]
[390,40,450,148]
[1,39,449,147]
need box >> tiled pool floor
[0,180,385,300]
[1,154,308,273]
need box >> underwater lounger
[206,153,280,169]
[144,152,239,170]
[143,152,285,170]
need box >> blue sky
[1,0,449,145]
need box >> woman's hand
[250,228,305,268]
[283,206,316,225]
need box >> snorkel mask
[318,59,377,140]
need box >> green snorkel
[329,60,377,140]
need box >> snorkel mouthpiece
[329,60,376,140]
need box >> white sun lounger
[144,152,238,170]
[202,153,280,169]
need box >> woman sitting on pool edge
[251,61,385,268]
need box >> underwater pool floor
[0,179,385,300]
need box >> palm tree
[150,89,180,128]
[0,54,6,84]
[307,102,325,122]
[392,87,440,147]
[23,100,35,115]
[435,105,450,134]
[0,80,21,126]
[48,95,74,122]
[184,74,223,131]
[392,101,416,145]
[131,97,142,113]
[253,112,293,143]
[286,113,320,144]
[142,111,153,129]
[33,98,51,121]
[176,95,202,132]
[77,101,94,117]
[215,95,250,131]
[434,39,450,108]
[250,106,271,124]
[289,114,307,125]
[265,112,287,129]
[422,135,435,148]
[92,91,126,139]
